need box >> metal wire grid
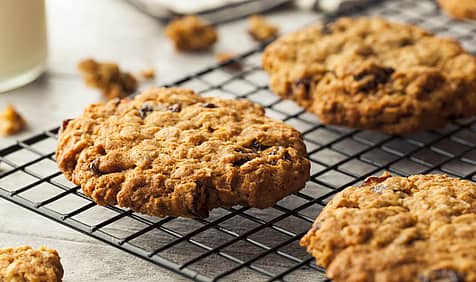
[128,0,292,24]
[1,0,476,281]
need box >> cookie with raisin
[262,17,476,134]
[56,87,310,218]
[301,173,476,282]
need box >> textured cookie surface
[438,0,476,19]
[0,246,63,282]
[56,87,310,218]
[262,17,476,134]
[301,173,476,282]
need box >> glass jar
[0,0,47,93]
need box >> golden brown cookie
[301,173,476,282]
[438,0,476,20]
[165,15,217,51]
[262,17,476,135]
[56,87,310,218]
[0,246,63,282]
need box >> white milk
[0,0,47,92]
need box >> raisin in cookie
[262,17,476,134]
[438,0,476,20]
[0,246,64,282]
[56,87,310,218]
[301,173,476,282]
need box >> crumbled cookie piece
[78,58,138,100]
[140,68,156,80]
[215,52,242,71]
[248,15,279,42]
[301,173,476,282]
[165,15,218,51]
[438,0,476,20]
[0,246,64,282]
[56,87,310,218]
[0,105,26,136]
[262,17,476,134]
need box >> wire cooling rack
[128,0,292,24]
[1,0,476,281]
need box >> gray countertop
[0,1,317,281]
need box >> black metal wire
[127,0,292,25]
[1,0,476,281]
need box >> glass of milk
[0,0,47,93]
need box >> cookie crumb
[0,105,26,136]
[78,58,138,100]
[140,68,156,80]
[215,52,242,71]
[248,15,279,42]
[165,15,218,51]
[438,0,476,20]
[0,246,63,282]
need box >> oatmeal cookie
[301,173,476,282]
[262,17,476,134]
[0,246,63,282]
[165,15,217,51]
[78,58,137,100]
[56,87,310,218]
[438,0,476,20]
